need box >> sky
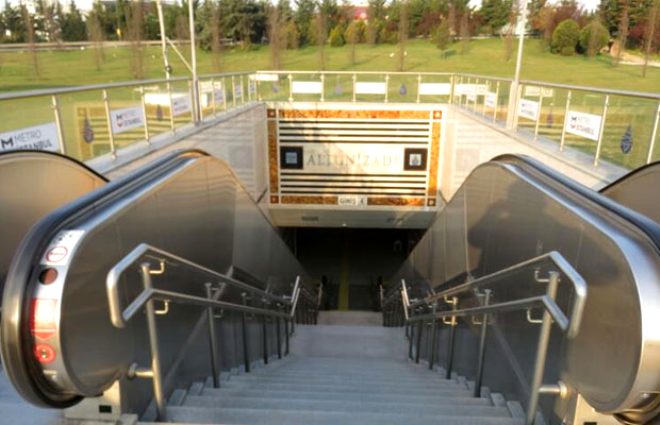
[3,0,601,14]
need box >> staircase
[140,321,526,425]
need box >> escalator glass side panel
[599,161,660,223]
[392,155,660,418]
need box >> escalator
[600,161,660,222]
[387,154,660,424]
[0,150,658,424]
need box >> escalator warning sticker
[40,230,85,267]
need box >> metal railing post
[211,78,217,116]
[559,90,572,151]
[416,74,422,103]
[140,263,167,421]
[415,320,423,364]
[473,289,492,397]
[51,95,67,155]
[647,101,660,164]
[222,77,228,112]
[445,297,458,379]
[140,86,151,143]
[205,283,220,388]
[525,272,560,425]
[285,316,290,355]
[262,300,269,365]
[493,82,500,122]
[288,74,293,102]
[449,74,455,104]
[534,94,544,140]
[408,321,414,360]
[240,74,245,104]
[166,82,175,132]
[231,76,237,108]
[320,73,325,102]
[102,89,117,158]
[240,293,251,373]
[352,74,357,102]
[428,304,438,370]
[276,305,283,359]
[593,95,610,166]
[384,74,389,103]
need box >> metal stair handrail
[107,243,302,328]
[105,242,318,421]
[396,250,586,425]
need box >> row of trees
[0,0,658,76]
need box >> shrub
[345,20,366,44]
[329,25,345,47]
[284,21,300,49]
[551,19,580,55]
[579,20,609,57]
[433,19,451,50]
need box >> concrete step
[164,406,522,425]
[224,374,460,387]
[182,394,496,414]
[200,387,478,403]
[217,380,467,394]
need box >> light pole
[188,0,201,123]
[506,0,530,129]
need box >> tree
[367,0,386,44]
[642,0,658,76]
[283,20,300,48]
[433,18,451,50]
[481,0,513,33]
[127,0,144,79]
[579,19,609,56]
[2,1,26,42]
[61,0,87,41]
[315,12,328,70]
[87,6,106,70]
[397,0,409,70]
[329,24,345,46]
[268,5,282,68]
[345,19,365,64]
[552,18,580,55]
[294,0,316,46]
[614,0,629,65]
[459,8,470,53]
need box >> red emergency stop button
[34,344,56,364]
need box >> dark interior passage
[286,227,424,311]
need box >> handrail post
[205,283,220,388]
[285,315,290,355]
[445,297,458,379]
[51,95,67,155]
[276,305,283,359]
[593,95,610,166]
[262,300,269,365]
[473,289,492,397]
[647,101,660,164]
[140,86,151,143]
[428,304,438,370]
[240,293,251,373]
[525,272,560,425]
[232,75,237,108]
[415,318,423,364]
[559,90,572,151]
[102,89,117,158]
[140,263,167,421]
[408,320,414,360]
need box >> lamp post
[506,0,530,129]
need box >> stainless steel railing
[106,242,319,421]
[1,70,657,169]
[387,251,586,425]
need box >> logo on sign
[0,123,59,152]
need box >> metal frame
[392,251,586,425]
[106,243,319,421]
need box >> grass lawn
[0,38,659,93]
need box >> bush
[551,19,580,55]
[433,19,451,50]
[329,25,345,47]
[284,21,300,49]
[579,20,609,57]
[345,20,366,44]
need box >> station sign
[288,143,407,174]
[484,92,498,109]
[564,110,602,141]
[110,106,145,134]
[518,99,540,121]
[419,83,451,96]
[171,96,191,116]
[0,122,60,153]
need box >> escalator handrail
[494,154,660,249]
[0,149,109,182]
[407,251,587,338]
[599,160,660,194]
[0,149,209,408]
[107,243,296,328]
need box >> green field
[1,38,659,93]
